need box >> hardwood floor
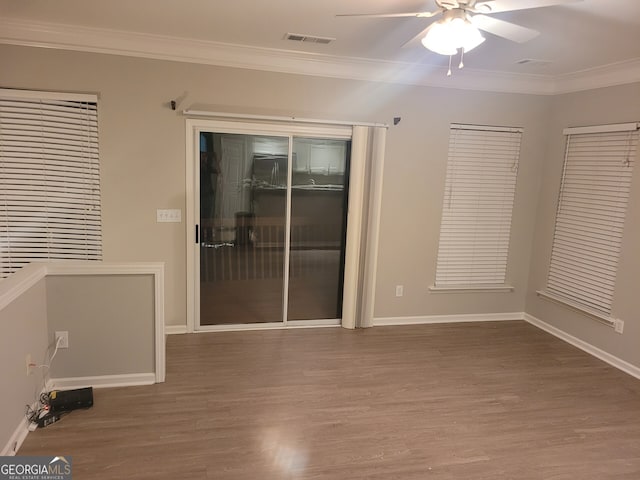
[18,321,640,479]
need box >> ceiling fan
[338,0,582,75]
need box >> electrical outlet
[55,331,69,349]
[26,354,33,376]
[614,319,624,334]
[395,285,404,297]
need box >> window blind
[435,124,522,287]
[546,124,638,316]
[0,89,102,278]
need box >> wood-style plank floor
[18,321,640,479]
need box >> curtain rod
[182,110,389,128]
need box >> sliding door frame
[186,118,355,332]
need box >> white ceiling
[1,0,640,89]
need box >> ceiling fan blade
[471,14,540,43]
[336,10,440,18]
[474,0,582,14]
[401,24,434,49]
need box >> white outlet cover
[614,319,624,334]
[55,331,69,348]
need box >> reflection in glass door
[199,133,289,325]
[198,131,350,327]
[288,138,350,321]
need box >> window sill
[429,285,514,294]
[535,290,616,328]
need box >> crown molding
[1,18,639,95]
[552,58,640,94]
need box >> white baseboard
[1,416,30,456]
[1,393,45,456]
[165,324,188,335]
[524,313,640,380]
[48,373,156,390]
[373,312,525,326]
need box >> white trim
[281,136,294,326]
[44,261,163,277]
[0,262,166,383]
[0,262,165,457]
[524,313,640,381]
[165,324,188,335]
[563,122,639,135]
[1,389,50,456]
[48,373,156,390]
[553,58,640,95]
[186,119,351,139]
[0,87,97,103]
[43,261,166,383]
[152,265,166,382]
[183,110,388,129]
[0,263,47,311]
[185,121,196,334]
[373,312,524,326]
[1,416,30,456]
[0,18,568,96]
[3,19,640,95]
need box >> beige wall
[0,44,552,325]
[0,279,48,454]
[374,86,549,318]
[526,82,640,367]
[46,275,155,377]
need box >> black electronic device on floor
[49,387,94,413]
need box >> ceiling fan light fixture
[421,21,458,55]
[421,11,485,56]
[460,23,485,52]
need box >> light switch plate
[157,209,182,223]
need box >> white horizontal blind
[0,90,102,278]
[546,126,638,315]
[435,124,522,287]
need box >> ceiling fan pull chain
[447,55,453,76]
[459,49,465,69]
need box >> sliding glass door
[197,129,350,328]
[199,133,288,325]
[287,138,350,321]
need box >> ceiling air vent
[516,58,552,67]
[285,33,335,45]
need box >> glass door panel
[199,132,289,325]
[287,138,350,321]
